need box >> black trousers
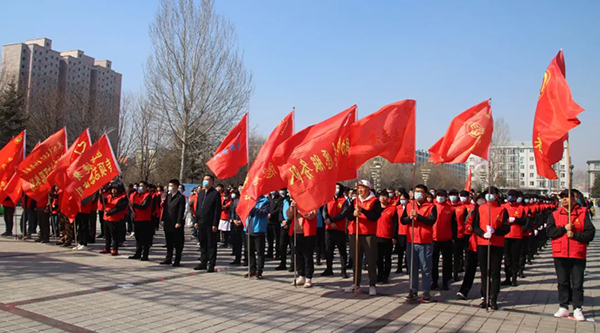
[37,210,50,242]
[279,226,291,266]
[165,229,184,264]
[519,235,530,270]
[453,238,464,274]
[459,250,480,298]
[294,234,315,279]
[118,220,126,243]
[22,209,37,235]
[88,211,97,242]
[98,211,105,237]
[3,207,14,235]
[126,214,133,234]
[504,238,522,279]
[198,224,218,269]
[433,240,453,286]
[377,237,393,280]
[325,229,347,273]
[554,257,586,309]
[477,245,504,301]
[315,227,326,261]
[104,221,122,251]
[249,233,266,272]
[266,223,279,258]
[134,221,154,257]
[75,213,90,246]
[396,235,407,270]
[231,223,244,261]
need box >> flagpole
[354,173,359,297]
[293,204,298,287]
[566,138,572,255]
[409,162,416,300]
[246,113,251,280]
[486,98,493,311]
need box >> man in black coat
[159,179,187,267]
[267,191,284,260]
[193,174,222,272]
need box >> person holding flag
[244,194,270,279]
[101,183,128,256]
[321,183,350,278]
[286,198,318,288]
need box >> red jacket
[326,197,347,232]
[475,202,508,247]
[132,192,153,222]
[376,205,396,239]
[403,201,436,244]
[104,193,127,222]
[452,202,467,239]
[288,215,317,237]
[348,196,379,235]
[2,197,15,208]
[433,202,454,242]
[548,206,593,260]
[502,202,526,239]
[397,203,409,236]
[221,197,231,220]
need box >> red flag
[60,192,80,223]
[237,111,294,222]
[532,50,584,179]
[64,134,121,200]
[206,113,249,179]
[429,100,493,164]
[48,129,91,189]
[272,106,356,214]
[17,128,67,201]
[0,130,26,201]
[346,100,416,171]
[465,169,472,191]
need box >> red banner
[465,169,472,192]
[429,100,493,164]
[17,128,67,201]
[237,111,294,222]
[346,100,416,171]
[48,129,91,189]
[64,134,120,200]
[532,50,584,179]
[272,106,356,214]
[206,113,249,179]
[0,130,26,202]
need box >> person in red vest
[449,189,467,281]
[376,190,397,284]
[287,198,318,288]
[501,189,527,286]
[431,189,456,291]
[129,181,154,261]
[1,197,16,237]
[547,189,595,321]
[457,194,485,300]
[401,184,437,302]
[321,183,350,278]
[342,180,382,296]
[218,188,232,248]
[73,195,94,250]
[472,186,510,310]
[393,191,410,274]
[100,183,128,256]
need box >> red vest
[3,197,15,208]
[406,201,435,244]
[288,215,317,237]
[476,202,507,247]
[452,203,466,239]
[433,202,454,242]
[463,203,476,235]
[397,203,409,235]
[221,197,231,220]
[348,196,378,235]
[551,206,588,260]
[80,198,94,214]
[326,198,347,231]
[104,193,127,222]
[503,202,525,239]
[132,192,152,221]
[376,205,396,239]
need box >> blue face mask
[231,193,237,199]
[388,193,394,198]
[507,196,515,202]
[400,199,408,205]
[414,192,424,201]
[449,195,458,203]
[335,189,340,196]
[202,180,209,188]
[485,194,496,202]
[460,196,468,203]
[279,191,286,196]
[516,197,523,203]
[436,196,446,203]
[524,199,530,204]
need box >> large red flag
[206,113,248,179]
[0,130,26,202]
[465,169,472,192]
[346,100,416,172]
[17,128,67,201]
[272,106,356,214]
[3,174,23,204]
[429,100,493,164]
[64,134,121,199]
[48,129,91,189]
[237,111,294,222]
[532,50,584,179]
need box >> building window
[530,181,534,186]
[529,165,534,169]
[529,173,534,177]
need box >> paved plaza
[0,216,599,333]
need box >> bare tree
[145,0,253,182]
[485,117,512,188]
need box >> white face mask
[400,199,408,206]
[460,196,468,203]
[414,192,424,201]
[231,193,236,199]
[476,199,486,206]
[436,196,446,203]
[168,186,174,194]
[449,195,458,203]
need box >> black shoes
[159,259,172,265]
[442,284,449,291]
[129,255,141,260]
[172,262,180,267]
[275,264,287,271]
[207,267,215,273]
[511,277,518,286]
[501,279,512,286]
[194,264,207,270]
[320,269,334,277]
[230,260,241,265]
[341,272,350,279]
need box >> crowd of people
[1,175,597,321]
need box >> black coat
[162,191,186,232]
[195,187,222,228]
[269,195,284,224]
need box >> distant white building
[588,160,600,194]
[466,141,569,192]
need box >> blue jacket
[282,198,291,226]
[245,196,270,234]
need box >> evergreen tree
[591,176,600,199]
[0,82,27,147]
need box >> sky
[1,0,599,171]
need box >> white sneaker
[304,278,312,288]
[573,308,585,321]
[291,276,306,286]
[553,307,570,318]
[344,285,357,293]
[72,245,80,250]
[369,286,377,296]
[78,245,90,251]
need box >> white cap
[357,180,371,189]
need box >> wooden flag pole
[566,138,572,256]
[486,158,492,311]
[354,174,360,297]
[293,204,298,287]
[409,162,417,299]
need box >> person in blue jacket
[244,194,271,279]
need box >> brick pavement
[0,214,598,332]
